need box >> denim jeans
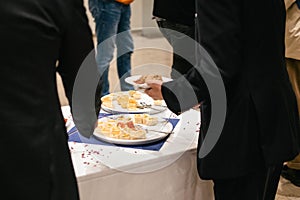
[89,0,134,96]
[157,20,195,79]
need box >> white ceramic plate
[93,114,173,145]
[125,75,173,89]
[101,91,167,114]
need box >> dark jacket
[152,0,195,26]
[0,0,101,199]
[162,0,300,179]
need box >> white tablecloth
[62,106,214,200]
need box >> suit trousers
[213,164,283,200]
[286,58,300,170]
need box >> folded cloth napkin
[67,113,179,151]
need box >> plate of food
[93,114,173,145]
[101,90,167,114]
[125,74,173,89]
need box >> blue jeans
[89,0,134,96]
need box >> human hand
[144,80,163,100]
[192,103,201,111]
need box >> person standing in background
[152,0,195,79]
[89,0,135,96]
[280,0,300,190]
[0,0,101,199]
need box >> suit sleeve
[162,0,243,115]
[57,0,102,137]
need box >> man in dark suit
[0,0,101,199]
[146,0,300,199]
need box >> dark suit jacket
[0,0,101,199]
[162,0,300,180]
[152,0,195,26]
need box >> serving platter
[125,75,172,89]
[101,91,167,114]
[93,114,173,145]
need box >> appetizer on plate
[96,114,159,140]
[133,74,163,84]
[101,90,143,111]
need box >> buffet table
[62,106,214,200]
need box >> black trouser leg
[213,164,283,200]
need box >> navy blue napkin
[67,113,179,151]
